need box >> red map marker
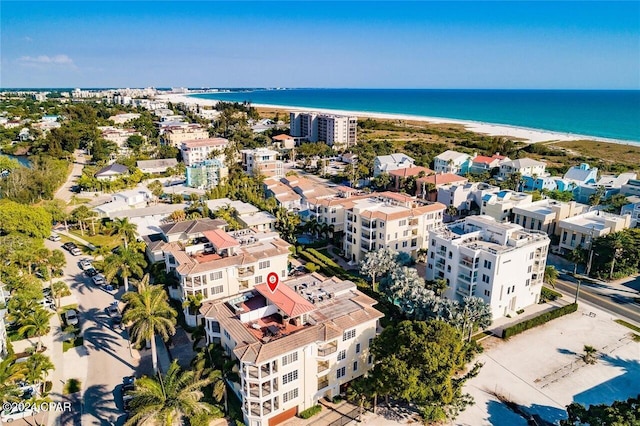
[267,272,279,293]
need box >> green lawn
[63,336,84,352]
[68,229,120,250]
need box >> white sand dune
[157,93,636,145]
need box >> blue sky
[1,1,638,89]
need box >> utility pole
[574,279,581,304]
[585,227,596,277]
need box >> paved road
[44,239,145,426]
[55,150,86,203]
[554,274,640,326]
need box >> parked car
[112,315,123,330]
[123,376,136,392]
[65,309,79,326]
[70,247,82,256]
[1,405,40,422]
[79,259,92,270]
[38,298,55,310]
[62,242,77,251]
[106,302,120,317]
[92,275,106,286]
[122,394,133,411]
[48,233,61,242]
[85,268,99,277]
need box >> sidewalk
[488,296,571,338]
[55,228,98,251]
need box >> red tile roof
[472,155,496,164]
[272,134,293,140]
[388,166,435,178]
[203,229,239,249]
[255,283,316,318]
[417,173,468,186]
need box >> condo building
[425,215,550,319]
[161,228,291,325]
[161,124,209,147]
[290,112,357,147]
[241,148,284,178]
[200,274,383,426]
[343,192,446,263]
[180,138,229,167]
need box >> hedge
[305,262,318,273]
[306,248,340,268]
[299,405,322,419]
[299,251,328,268]
[502,303,578,339]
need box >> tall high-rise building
[290,112,357,147]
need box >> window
[527,265,532,273]
[338,350,346,361]
[282,370,298,384]
[209,271,223,281]
[431,239,435,246]
[224,330,230,340]
[526,279,530,286]
[447,265,451,272]
[482,274,490,284]
[282,352,298,366]
[403,230,409,237]
[484,260,492,269]
[484,289,490,297]
[211,285,224,295]
[530,252,534,260]
[343,329,356,341]
[399,219,407,226]
[368,338,373,347]
[259,260,270,269]
[337,367,346,379]
[402,241,408,248]
[368,354,373,364]
[255,276,263,284]
[331,217,336,223]
[282,388,298,403]
[210,321,220,333]
[356,343,361,353]
[353,361,358,371]
[507,287,511,295]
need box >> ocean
[191,89,640,143]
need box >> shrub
[299,405,322,419]
[516,309,524,315]
[305,262,318,273]
[44,381,53,394]
[64,378,81,394]
[332,395,343,403]
[299,251,327,268]
[502,303,578,339]
[307,248,339,268]
[540,286,562,302]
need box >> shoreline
[156,93,639,146]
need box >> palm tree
[104,246,147,292]
[346,378,372,420]
[0,357,28,402]
[108,217,138,249]
[544,265,559,289]
[52,281,72,308]
[40,248,66,289]
[122,274,177,374]
[25,353,54,392]
[125,360,214,426]
[583,345,597,364]
[18,308,53,352]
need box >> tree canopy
[0,200,52,238]
[561,395,639,426]
[368,320,482,423]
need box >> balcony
[362,221,377,230]
[457,273,477,284]
[317,360,330,373]
[456,284,475,297]
[360,243,372,252]
[435,260,446,270]
[239,280,249,290]
[409,219,419,227]
[245,367,259,379]
[460,257,478,269]
[238,267,255,278]
[362,231,376,241]
[318,342,337,357]
[317,377,330,391]
[437,249,447,257]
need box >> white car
[65,309,79,326]
[92,274,106,286]
[1,405,40,422]
[70,247,82,256]
[48,233,61,242]
[79,259,92,270]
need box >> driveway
[44,239,143,426]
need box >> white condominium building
[512,199,588,237]
[557,210,631,253]
[241,148,284,178]
[343,192,446,263]
[161,228,291,325]
[498,158,547,179]
[180,137,229,167]
[433,150,472,175]
[200,274,383,426]
[290,112,357,147]
[480,190,533,223]
[425,215,550,319]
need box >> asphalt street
[44,239,144,426]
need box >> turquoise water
[192,89,640,143]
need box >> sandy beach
[156,93,635,145]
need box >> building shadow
[572,354,640,408]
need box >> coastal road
[44,239,144,426]
[554,274,640,326]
